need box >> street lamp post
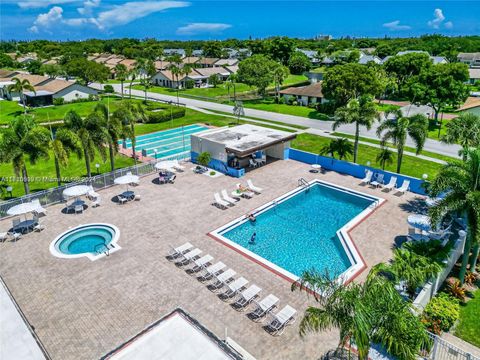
[95,163,100,175]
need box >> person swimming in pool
[247,213,256,223]
[249,232,256,245]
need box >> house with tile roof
[279,82,325,106]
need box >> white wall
[266,142,289,159]
[55,84,97,101]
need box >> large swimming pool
[211,180,383,282]
[120,124,209,159]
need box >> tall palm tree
[0,116,50,194]
[167,54,183,105]
[139,77,152,103]
[428,148,480,283]
[376,147,394,170]
[333,95,379,163]
[292,270,428,360]
[49,126,82,186]
[441,113,480,161]
[272,64,289,103]
[320,138,353,161]
[227,73,239,102]
[63,110,108,178]
[115,63,128,99]
[8,77,35,114]
[93,103,123,172]
[128,68,137,99]
[376,110,428,174]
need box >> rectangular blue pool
[211,180,382,282]
[120,124,209,159]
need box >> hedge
[145,107,186,123]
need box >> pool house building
[190,124,296,177]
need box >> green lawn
[332,132,458,163]
[291,133,442,179]
[0,96,165,125]
[455,289,480,348]
[235,98,331,120]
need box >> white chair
[134,194,141,201]
[33,224,45,232]
[11,232,22,242]
[360,170,373,185]
[250,294,279,319]
[383,176,397,192]
[396,179,410,195]
[118,195,128,205]
[175,248,202,266]
[249,159,258,168]
[168,242,193,259]
[92,197,101,208]
[74,205,83,214]
[222,277,249,299]
[247,179,262,194]
[221,190,237,205]
[31,199,46,216]
[370,173,384,188]
[213,193,229,209]
[0,232,9,242]
[235,184,254,198]
[190,254,213,273]
[234,285,262,310]
[199,261,226,281]
[210,269,237,291]
[265,305,297,335]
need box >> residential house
[23,79,97,106]
[151,69,198,88]
[468,68,480,85]
[381,51,447,65]
[358,53,382,65]
[164,49,186,57]
[213,59,239,67]
[119,59,137,71]
[154,60,173,71]
[192,49,203,57]
[297,49,321,66]
[194,67,231,82]
[0,73,48,100]
[182,57,200,65]
[196,58,220,68]
[305,71,324,83]
[225,65,239,74]
[458,53,480,68]
[279,82,325,106]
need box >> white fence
[0,152,190,220]
[413,230,467,311]
[421,332,479,360]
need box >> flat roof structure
[195,124,296,156]
[103,309,241,360]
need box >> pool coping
[49,223,121,261]
[208,179,385,285]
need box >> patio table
[121,191,135,200]
[311,164,321,173]
[13,219,37,234]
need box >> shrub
[446,278,466,301]
[185,79,195,89]
[422,293,460,334]
[53,97,64,106]
[315,101,338,115]
[197,152,211,167]
[464,271,478,286]
[145,107,186,123]
[292,100,298,106]
[103,84,114,93]
[209,171,216,176]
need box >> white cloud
[428,8,452,29]
[92,1,189,30]
[77,0,100,15]
[29,6,64,33]
[18,0,78,9]
[382,20,411,31]
[176,22,231,35]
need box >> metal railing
[421,332,479,360]
[0,152,190,220]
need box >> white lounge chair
[370,173,384,188]
[31,199,47,216]
[74,205,83,214]
[11,232,22,242]
[383,176,397,192]
[175,248,202,265]
[200,261,226,281]
[222,277,249,299]
[234,285,262,310]
[221,190,238,205]
[396,179,410,195]
[235,184,254,198]
[168,242,193,259]
[250,294,279,319]
[33,224,45,232]
[247,179,262,194]
[214,193,229,209]
[360,170,373,185]
[190,254,214,273]
[265,305,297,335]
[92,197,101,207]
[210,269,237,291]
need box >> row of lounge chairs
[167,242,297,335]
[213,180,263,210]
[361,171,410,195]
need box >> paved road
[94,83,462,158]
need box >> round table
[311,164,321,173]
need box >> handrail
[298,178,310,191]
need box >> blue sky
[1,1,479,41]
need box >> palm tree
[8,77,35,114]
[49,126,82,186]
[167,54,183,105]
[428,148,480,283]
[139,78,151,103]
[376,147,394,170]
[227,73,239,102]
[115,63,129,99]
[441,113,480,161]
[0,116,50,194]
[320,138,353,162]
[333,95,379,163]
[128,68,137,99]
[272,64,289,103]
[63,110,108,178]
[292,270,428,360]
[376,110,428,174]
[93,103,123,172]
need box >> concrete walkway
[92,83,462,159]
[442,333,480,358]
[0,278,46,360]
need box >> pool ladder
[94,243,110,257]
[298,178,310,192]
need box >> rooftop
[279,82,324,98]
[195,124,296,155]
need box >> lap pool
[210,180,384,283]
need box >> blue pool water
[221,183,375,278]
[120,124,208,158]
[57,225,116,255]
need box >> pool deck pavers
[0,160,422,360]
